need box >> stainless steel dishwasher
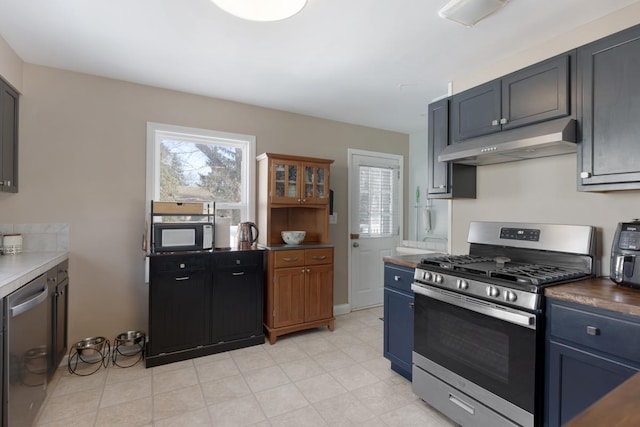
[5,274,49,427]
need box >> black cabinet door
[211,251,264,343]
[428,98,450,196]
[1,79,19,193]
[383,287,413,380]
[578,24,640,191]
[428,98,476,199]
[54,279,68,370]
[451,80,501,142]
[149,257,210,355]
[546,341,639,427]
[502,53,571,130]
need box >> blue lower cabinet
[545,298,640,427]
[383,263,414,381]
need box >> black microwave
[153,223,213,252]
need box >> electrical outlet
[329,212,338,224]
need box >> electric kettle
[237,222,259,248]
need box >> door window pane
[358,166,398,236]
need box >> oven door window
[414,293,537,413]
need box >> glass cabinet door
[303,163,330,204]
[271,160,300,204]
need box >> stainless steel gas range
[411,221,596,427]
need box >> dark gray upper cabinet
[427,97,476,199]
[451,52,573,143]
[577,24,640,191]
[451,80,501,142]
[1,77,19,193]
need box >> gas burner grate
[492,264,587,285]
[421,255,493,266]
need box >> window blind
[358,165,398,236]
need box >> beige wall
[450,4,640,274]
[0,63,408,344]
[0,35,22,91]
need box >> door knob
[353,242,359,248]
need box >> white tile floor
[36,307,456,426]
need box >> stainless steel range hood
[439,117,577,166]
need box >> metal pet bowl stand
[68,337,111,376]
[112,331,145,368]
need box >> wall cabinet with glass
[257,153,333,246]
[261,153,331,206]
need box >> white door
[348,149,403,310]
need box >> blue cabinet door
[546,340,639,427]
[383,287,414,380]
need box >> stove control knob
[487,286,500,298]
[504,291,517,302]
[434,274,443,284]
[422,271,432,281]
[456,280,469,290]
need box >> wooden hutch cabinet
[257,153,335,344]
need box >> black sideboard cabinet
[146,250,265,367]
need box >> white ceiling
[0,0,638,134]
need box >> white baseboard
[334,304,351,316]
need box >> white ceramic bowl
[281,231,306,245]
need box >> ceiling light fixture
[211,0,307,22]
[438,0,508,27]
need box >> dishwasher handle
[10,286,48,318]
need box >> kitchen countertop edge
[0,251,69,299]
[544,277,640,316]
[383,255,426,269]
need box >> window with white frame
[146,122,256,226]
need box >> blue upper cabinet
[383,263,415,381]
[577,23,640,191]
[451,51,574,143]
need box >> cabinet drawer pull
[175,276,190,281]
[312,255,327,260]
[232,272,245,276]
[409,302,414,309]
[491,119,499,126]
[586,325,600,336]
[499,117,508,125]
[394,275,401,281]
[283,257,299,262]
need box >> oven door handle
[412,283,536,329]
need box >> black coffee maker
[610,220,640,289]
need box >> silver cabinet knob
[500,118,508,125]
[586,326,600,336]
[491,119,499,126]
[394,275,401,281]
[580,172,592,179]
[352,242,359,247]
